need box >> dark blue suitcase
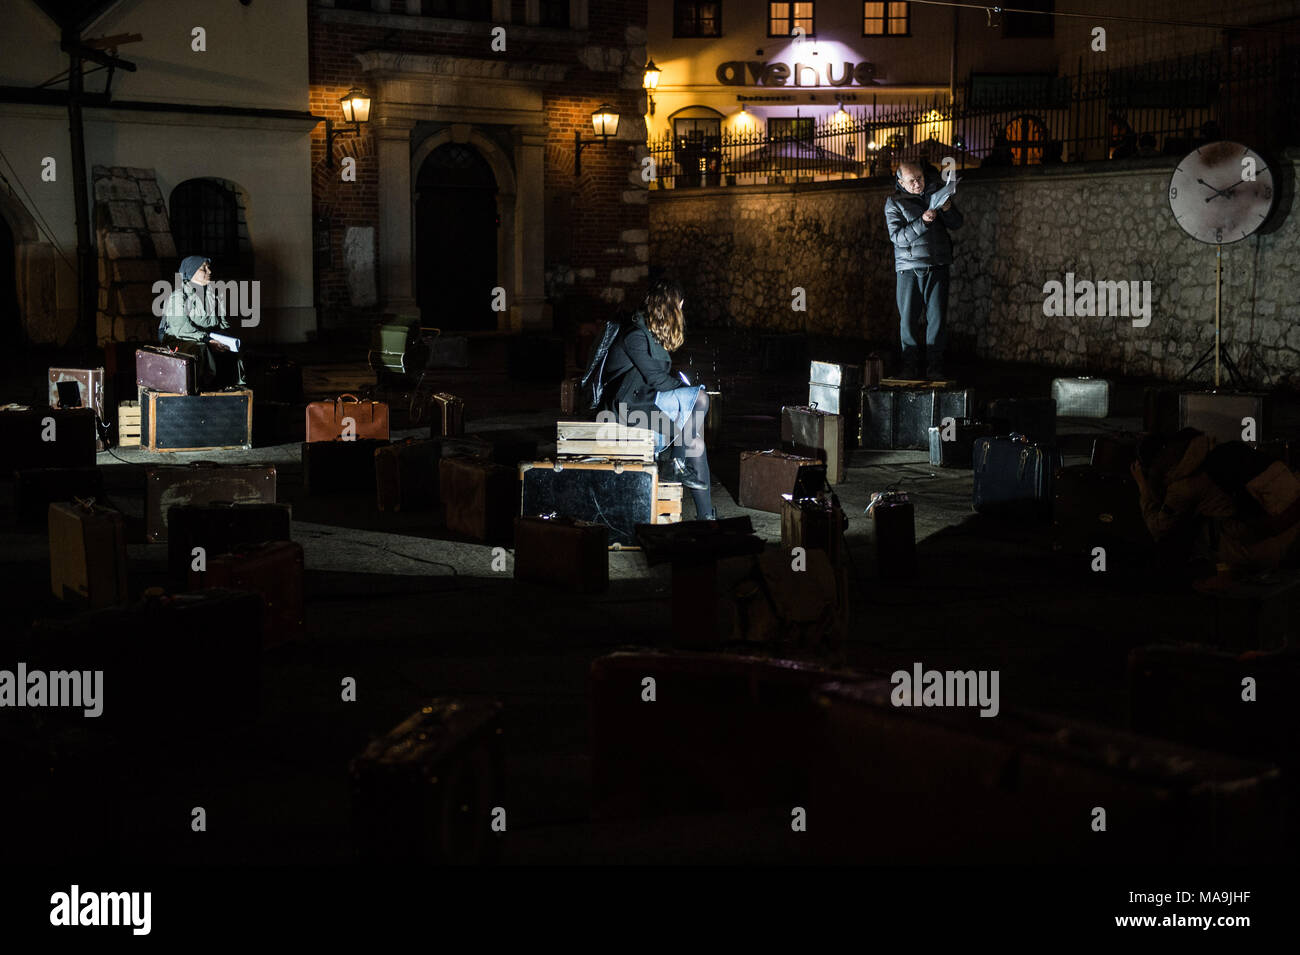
[972,435,1062,519]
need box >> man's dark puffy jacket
[884,177,964,271]
[600,310,678,414]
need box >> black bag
[579,319,624,412]
[973,435,1062,519]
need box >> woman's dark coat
[600,310,679,414]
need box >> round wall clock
[1168,141,1275,245]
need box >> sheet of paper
[209,332,241,353]
[929,177,958,211]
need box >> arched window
[1004,114,1046,165]
[169,179,253,281]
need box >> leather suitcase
[808,361,863,446]
[986,397,1057,444]
[243,354,303,405]
[349,699,503,864]
[1179,391,1270,446]
[1090,433,1140,476]
[189,540,304,648]
[738,449,818,514]
[47,367,107,451]
[519,459,654,549]
[867,489,915,580]
[1051,377,1111,417]
[927,418,998,468]
[973,435,1062,519]
[135,346,196,395]
[0,406,97,470]
[441,456,518,543]
[13,467,104,527]
[305,393,390,442]
[375,438,439,512]
[146,462,277,542]
[560,377,579,415]
[1052,465,1151,555]
[513,515,609,592]
[48,500,128,609]
[139,389,253,451]
[780,405,846,484]
[302,438,390,495]
[780,496,846,567]
[429,392,464,438]
[166,501,292,583]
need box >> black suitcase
[985,397,1056,444]
[166,501,292,582]
[1052,465,1151,555]
[519,460,655,549]
[1179,392,1270,446]
[927,418,998,469]
[973,435,1062,519]
[139,389,253,451]
[302,438,391,495]
[0,407,97,471]
[861,388,933,450]
[349,698,503,863]
[867,488,915,580]
[12,467,105,526]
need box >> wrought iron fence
[647,48,1300,189]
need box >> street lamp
[643,59,661,116]
[325,87,371,168]
[574,104,620,177]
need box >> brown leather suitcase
[513,515,608,592]
[189,540,304,648]
[145,462,277,542]
[780,496,846,567]
[47,367,107,450]
[306,393,390,442]
[429,392,464,438]
[0,406,97,470]
[780,405,846,484]
[374,438,439,512]
[135,346,197,395]
[48,500,128,609]
[440,456,517,543]
[738,449,819,514]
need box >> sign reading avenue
[716,60,879,87]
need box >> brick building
[310,0,651,339]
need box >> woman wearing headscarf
[158,255,242,388]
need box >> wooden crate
[556,420,656,462]
[118,401,141,448]
[656,481,682,524]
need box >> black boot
[899,347,921,380]
[667,456,708,491]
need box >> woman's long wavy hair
[644,279,686,353]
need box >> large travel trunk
[513,515,609,592]
[135,346,197,395]
[1051,376,1111,417]
[1179,391,1270,446]
[349,698,503,864]
[145,462,277,542]
[188,539,304,648]
[519,459,655,549]
[440,456,518,543]
[780,405,846,484]
[972,435,1062,519]
[47,367,107,450]
[139,389,253,451]
[302,438,390,495]
[166,501,292,583]
[0,406,97,470]
[48,500,128,609]
[305,393,390,442]
[738,449,819,514]
[861,387,972,451]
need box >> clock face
[1169,141,1274,244]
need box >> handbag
[305,393,390,442]
[579,319,624,412]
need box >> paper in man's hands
[928,176,958,211]
[209,332,241,353]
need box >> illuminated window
[1005,114,1046,164]
[769,117,815,142]
[864,2,909,36]
[674,1,722,37]
[768,2,814,37]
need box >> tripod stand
[1182,244,1244,389]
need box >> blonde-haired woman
[600,279,715,520]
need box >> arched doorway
[169,178,255,282]
[415,143,498,330]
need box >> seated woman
[599,279,716,520]
[158,255,244,389]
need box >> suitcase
[513,515,609,592]
[560,377,579,415]
[866,488,915,580]
[986,397,1057,444]
[189,540,304,648]
[1179,392,1270,446]
[441,456,518,543]
[808,361,863,448]
[1052,465,1151,555]
[139,389,253,451]
[972,435,1062,519]
[349,698,503,864]
[48,500,128,609]
[1051,377,1111,417]
[48,367,107,451]
[166,501,292,583]
[0,406,97,471]
[368,322,425,376]
[780,405,846,484]
[428,392,464,438]
[738,449,819,514]
[1128,644,1300,765]
[507,335,565,383]
[809,680,1283,863]
[519,459,655,549]
[13,467,104,527]
[863,353,885,387]
[374,438,440,512]
[1090,433,1140,476]
[243,354,303,405]
[145,462,277,542]
[861,387,967,451]
[305,393,390,442]
[135,346,197,395]
[302,438,390,495]
[927,418,998,468]
[780,496,846,567]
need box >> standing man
[885,162,963,380]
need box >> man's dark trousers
[896,265,949,372]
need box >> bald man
[884,162,964,380]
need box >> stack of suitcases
[302,393,391,495]
[135,346,253,451]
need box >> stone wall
[93,165,175,346]
[650,150,1300,386]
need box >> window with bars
[169,180,241,278]
[768,117,814,142]
[863,1,908,36]
[673,117,722,146]
[539,0,569,27]
[1003,0,1053,38]
[421,0,492,20]
[674,1,722,37]
[768,2,813,37]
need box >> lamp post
[325,87,371,168]
[643,59,661,116]
[574,104,620,177]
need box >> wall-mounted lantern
[326,88,371,168]
[574,105,620,177]
[643,60,661,116]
